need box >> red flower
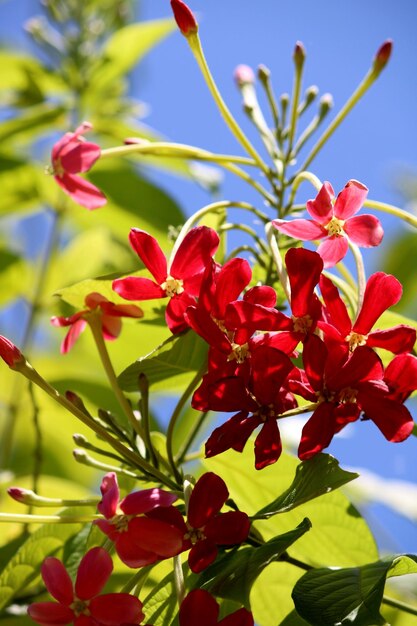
[179,590,254,626]
[319,272,416,354]
[384,353,417,403]
[0,335,23,367]
[51,292,143,353]
[171,0,198,36]
[273,180,383,267]
[94,473,183,568]
[51,122,106,210]
[28,547,144,625]
[113,226,219,333]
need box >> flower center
[338,386,358,404]
[184,528,206,545]
[70,598,90,617]
[292,314,313,334]
[255,404,276,422]
[227,342,250,363]
[110,513,132,533]
[161,275,184,297]
[346,331,367,352]
[325,216,345,237]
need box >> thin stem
[287,53,305,157]
[265,223,291,301]
[287,170,322,210]
[137,374,159,467]
[28,382,42,497]
[219,222,270,255]
[176,411,209,464]
[187,33,271,178]
[0,512,101,524]
[279,403,318,419]
[348,241,366,315]
[121,566,152,594]
[363,199,417,229]
[382,596,417,617]
[173,556,186,606]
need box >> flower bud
[293,41,306,69]
[234,64,255,88]
[318,93,334,118]
[7,487,29,504]
[257,64,271,84]
[0,335,24,368]
[372,39,393,74]
[170,0,198,37]
[304,85,319,105]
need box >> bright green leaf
[0,104,66,144]
[0,156,42,215]
[292,554,417,626]
[253,454,358,519]
[142,566,180,626]
[0,51,65,100]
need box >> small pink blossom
[51,122,106,210]
[273,180,384,267]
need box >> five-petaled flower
[273,180,383,267]
[51,121,106,210]
[113,226,219,334]
[94,472,184,568]
[27,547,144,626]
[51,292,143,353]
[179,590,254,626]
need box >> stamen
[161,275,184,297]
[325,216,345,237]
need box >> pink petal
[101,315,122,340]
[353,273,403,335]
[285,248,323,317]
[333,179,368,219]
[254,418,282,469]
[306,181,335,222]
[170,226,219,279]
[112,276,164,301]
[28,602,74,625]
[298,402,337,460]
[50,311,85,327]
[41,558,73,605]
[319,274,352,338]
[100,302,143,319]
[316,235,349,268]
[52,132,73,163]
[179,590,219,626]
[188,538,218,573]
[121,488,177,515]
[205,511,250,544]
[165,292,196,334]
[128,229,167,283]
[272,218,326,241]
[367,326,416,354]
[61,319,87,353]
[188,472,229,529]
[97,473,120,519]
[54,173,106,210]
[75,547,112,600]
[90,593,144,625]
[59,142,101,174]
[343,214,384,247]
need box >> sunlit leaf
[0,156,42,215]
[0,104,66,144]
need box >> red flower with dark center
[273,180,383,267]
[94,473,184,568]
[113,227,219,333]
[51,292,143,353]
[28,547,144,625]
[179,590,254,626]
[51,122,106,210]
[318,272,416,355]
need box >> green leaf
[292,555,417,626]
[253,454,358,519]
[0,51,65,102]
[142,567,179,626]
[118,330,208,391]
[0,155,42,215]
[0,509,86,609]
[89,19,175,91]
[197,519,312,608]
[0,104,66,144]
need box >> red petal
[28,602,74,625]
[225,301,287,333]
[60,142,101,174]
[298,402,337,460]
[205,411,258,457]
[101,315,122,340]
[220,608,254,626]
[367,326,416,354]
[55,173,106,210]
[344,214,384,247]
[212,258,252,318]
[90,593,144,625]
[316,235,349,268]
[128,516,183,556]
[333,179,368,219]
[128,229,167,283]
[353,273,403,335]
[100,302,143,318]
[171,0,199,36]
[385,354,417,401]
[328,346,383,390]
[285,248,323,317]
[272,218,326,241]
[188,472,229,529]
[0,335,23,367]
[170,226,219,279]
[75,547,112,600]
[251,345,293,404]
[97,472,119,519]
[254,419,282,469]
[165,292,196,333]
[302,335,327,391]
[319,274,352,338]
[179,590,219,626]
[115,533,158,568]
[359,391,414,442]
[41,558,73,605]
[306,182,335,222]
[121,488,177,515]
[112,276,164,301]
[205,511,250,544]
[188,538,218,573]
[61,319,87,353]
[244,285,277,307]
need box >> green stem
[279,403,318,419]
[265,223,291,301]
[219,223,270,255]
[363,199,417,229]
[176,411,209,464]
[287,53,305,157]
[381,596,417,617]
[0,512,101,524]
[348,241,366,315]
[173,555,186,606]
[137,373,159,467]
[287,170,322,210]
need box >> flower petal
[367,326,416,354]
[212,258,252,318]
[353,272,403,335]
[333,179,368,219]
[316,235,349,267]
[127,516,183,556]
[60,319,87,354]
[55,173,106,210]
[112,276,164,301]
[101,315,122,340]
[41,558,73,605]
[385,354,417,402]
[90,593,144,625]
[344,214,383,247]
[170,226,219,279]
[205,411,257,457]
[179,590,219,626]
[60,142,101,174]
[286,248,323,318]
[165,292,196,333]
[205,511,250,544]
[359,391,414,442]
[129,229,168,283]
[298,402,337,460]
[188,472,229,529]
[319,274,352,338]
[244,285,277,307]
[219,608,254,626]
[121,488,177,515]
[272,218,326,241]
[75,547,112,600]
[306,181,335,222]
[115,532,158,568]
[97,472,120,519]
[254,418,282,469]
[28,602,74,625]
[188,538,218,573]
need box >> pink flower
[113,227,219,334]
[179,590,254,626]
[0,335,23,367]
[51,122,106,210]
[51,292,143,353]
[28,547,144,625]
[95,473,184,568]
[273,180,383,267]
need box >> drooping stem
[363,199,417,229]
[286,170,322,210]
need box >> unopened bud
[293,41,306,69]
[234,64,255,88]
[73,433,89,446]
[170,0,198,37]
[304,85,319,105]
[65,391,91,416]
[124,137,151,145]
[7,487,29,504]
[318,93,334,118]
[257,64,271,84]
[0,335,24,368]
[372,39,393,74]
